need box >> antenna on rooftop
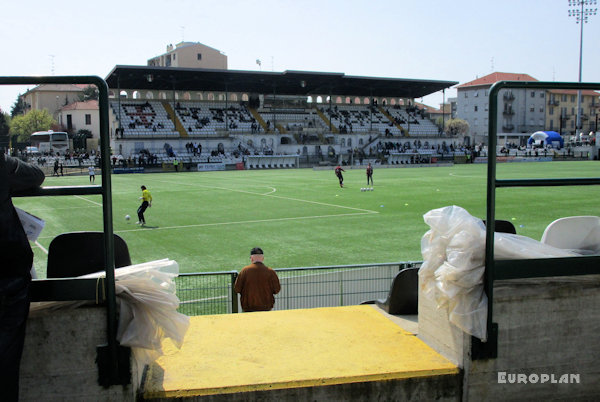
[180,26,185,42]
[490,57,494,72]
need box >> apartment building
[147,42,228,70]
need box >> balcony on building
[503,92,515,101]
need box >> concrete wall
[418,274,600,401]
[20,305,138,401]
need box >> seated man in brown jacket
[234,247,281,312]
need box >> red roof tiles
[456,72,538,89]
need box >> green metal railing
[1,76,128,386]
[473,80,600,359]
[175,262,421,315]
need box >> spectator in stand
[234,247,281,312]
[0,153,45,401]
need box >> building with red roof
[455,72,545,146]
[456,72,599,145]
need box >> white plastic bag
[81,259,190,366]
[420,205,587,341]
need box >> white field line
[116,211,375,233]
[448,172,484,178]
[24,205,98,211]
[73,195,103,206]
[34,240,48,255]
[180,295,227,304]
[154,179,378,214]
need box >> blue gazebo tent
[528,131,564,149]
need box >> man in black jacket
[0,153,45,401]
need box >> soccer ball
[125,214,131,221]
[361,188,365,192]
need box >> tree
[10,109,56,142]
[79,85,99,101]
[11,95,26,117]
[0,110,10,148]
[445,118,470,136]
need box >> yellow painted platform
[142,305,457,399]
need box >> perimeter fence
[176,261,422,316]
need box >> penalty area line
[116,211,377,233]
[153,179,377,214]
[73,195,103,206]
[34,240,48,255]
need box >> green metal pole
[231,272,238,313]
[96,76,120,381]
[485,81,500,349]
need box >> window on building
[464,92,468,98]
[197,53,202,60]
[549,107,554,115]
[474,105,478,112]
[540,107,544,113]
[540,92,545,98]
[562,94,567,102]
[530,107,535,112]
[474,91,478,97]
[85,114,91,125]
[571,95,576,102]
[485,89,489,96]
[550,120,554,130]
[484,103,488,111]
[173,54,176,60]
[531,91,535,98]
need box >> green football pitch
[13,161,599,278]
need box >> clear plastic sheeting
[80,259,190,366]
[419,206,578,341]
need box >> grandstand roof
[105,65,457,99]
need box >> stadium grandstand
[105,66,457,169]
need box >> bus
[30,131,69,155]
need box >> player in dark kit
[335,165,345,188]
[366,162,373,187]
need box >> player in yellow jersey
[136,185,152,225]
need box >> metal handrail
[475,80,600,360]
[0,75,125,385]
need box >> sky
[1,0,599,114]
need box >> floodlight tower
[568,0,597,133]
